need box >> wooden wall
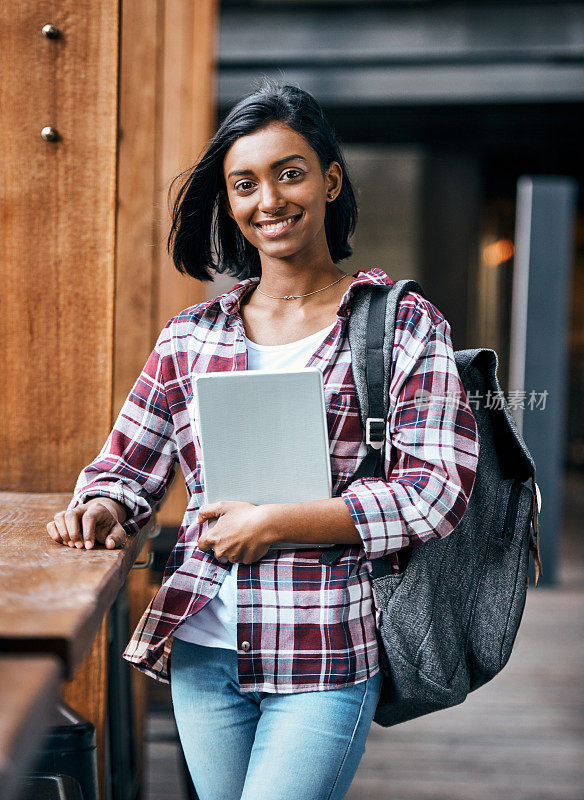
[0,0,217,506]
[0,0,120,493]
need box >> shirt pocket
[326,389,364,437]
[326,391,367,487]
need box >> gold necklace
[256,272,348,300]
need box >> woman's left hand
[196,500,273,564]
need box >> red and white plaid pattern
[67,269,480,691]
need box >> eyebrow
[227,154,308,180]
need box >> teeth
[258,216,298,232]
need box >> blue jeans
[170,637,383,800]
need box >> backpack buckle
[366,417,385,450]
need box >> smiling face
[221,122,342,267]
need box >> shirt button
[241,641,251,652]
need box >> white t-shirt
[173,320,337,650]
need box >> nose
[258,181,286,215]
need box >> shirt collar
[212,268,393,320]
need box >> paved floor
[145,471,584,800]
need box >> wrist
[254,504,282,547]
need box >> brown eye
[235,180,254,192]
[281,169,302,180]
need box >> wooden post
[153,0,219,528]
[62,619,109,798]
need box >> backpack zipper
[501,480,522,546]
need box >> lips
[254,213,302,237]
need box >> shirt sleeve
[66,320,179,536]
[341,298,480,561]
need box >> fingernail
[75,541,84,549]
[85,541,93,550]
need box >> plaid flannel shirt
[67,268,480,692]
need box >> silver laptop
[193,368,334,549]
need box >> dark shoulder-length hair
[167,76,358,282]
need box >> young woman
[47,78,480,800]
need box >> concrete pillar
[509,176,578,586]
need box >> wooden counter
[0,491,153,678]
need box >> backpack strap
[319,279,426,568]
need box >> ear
[219,189,235,221]
[325,161,343,201]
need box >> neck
[256,265,346,302]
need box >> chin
[254,238,301,256]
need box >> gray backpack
[319,280,543,727]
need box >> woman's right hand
[46,497,130,550]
